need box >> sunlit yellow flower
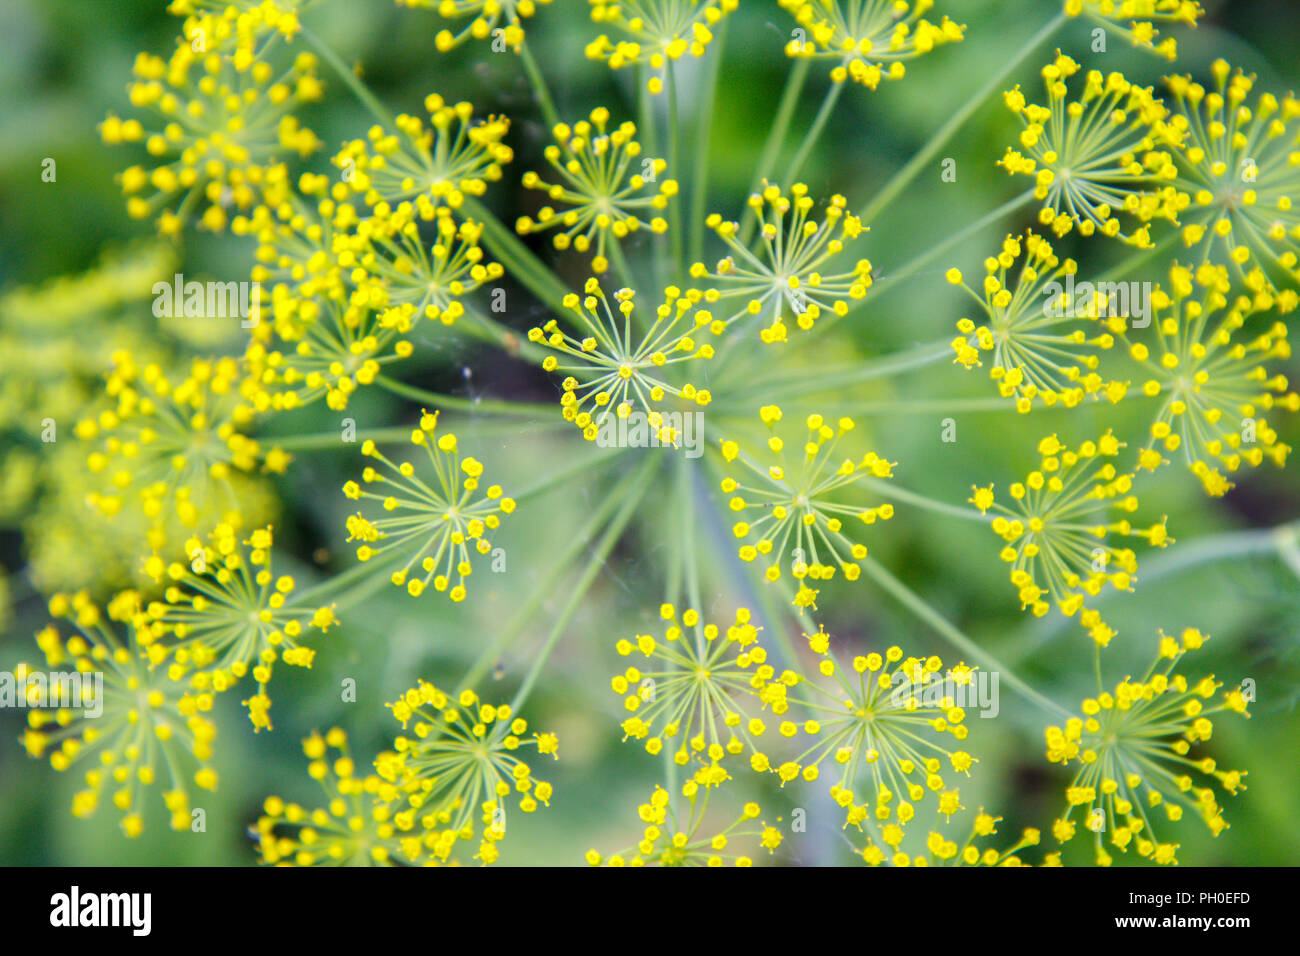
[516,108,675,274]
[948,231,1127,411]
[20,591,217,838]
[344,414,515,602]
[779,0,964,89]
[585,0,737,93]
[720,407,895,607]
[1064,0,1202,61]
[395,0,552,53]
[855,807,1041,867]
[1046,627,1250,866]
[586,781,781,866]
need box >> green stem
[785,81,844,185]
[689,19,726,265]
[667,61,684,277]
[858,553,1070,718]
[461,456,647,689]
[855,10,1066,223]
[300,26,396,128]
[509,455,661,712]
[739,58,811,245]
[460,196,572,315]
[375,375,553,416]
[858,476,993,524]
[518,37,561,130]
[269,426,416,450]
[721,339,951,402]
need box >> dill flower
[778,0,965,89]
[948,231,1128,412]
[395,0,552,53]
[19,591,218,838]
[585,0,737,94]
[351,208,503,323]
[969,431,1172,646]
[137,523,336,731]
[1113,263,1296,497]
[1163,60,1300,298]
[1064,0,1202,61]
[102,12,323,236]
[770,631,975,831]
[254,729,407,866]
[516,108,676,274]
[997,53,1181,247]
[343,414,515,602]
[690,182,871,343]
[75,353,286,537]
[585,780,782,866]
[336,94,512,213]
[1045,627,1251,866]
[854,808,1041,867]
[376,682,558,865]
[529,279,715,441]
[613,604,774,765]
[719,407,895,608]
[235,169,360,311]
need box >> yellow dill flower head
[587,782,780,866]
[778,0,965,89]
[614,605,771,765]
[255,729,407,866]
[771,637,975,829]
[516,108,674,274]
[720,407,894,607]
[1063,0,1201,61]
[377,681,557,864]
[21,591,218,838]
[998,54,1182,248]
[396,0,552,53]
[234,169,360,311]
[529,280,715,441]
[76,353,280,535]
[1046,627,1249,866]
[949,231,1127,411]
[1163,61,1300,300]
[692,182,871,343]
[136,523,331,731]
[345,417,515,602]
[103,12,322,237]
[585,0,738,94]
[973,431,1171,645]
[166,0,306,42]
[1114,263,1296,497]
[336,94,512,211]
[855,807,1042,867]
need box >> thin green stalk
[667,62,684,276]
[689,20,727,264]
[785,81,844,185]
[720,339,951,402]
[375,375,553,417]
[460,196,572,315]
[461,456,647,689]
[858,554,1070,718]
[739,58,811,244]
[858,476,993,524]
[518,37,561,130]
[509,455,661,712]
[300,26,396,128]
[269,426,416,451]
[855,10,1066,223]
